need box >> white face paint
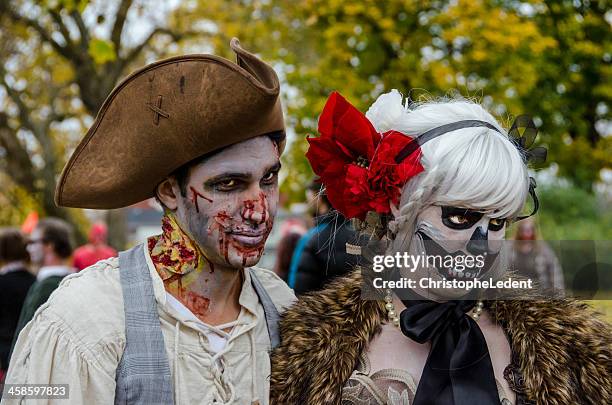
[397,205,508,300]
[416,205,506,254]
[174,136,280,270]
[26,228,45,266]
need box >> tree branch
[44,86,75,130]
[111,0,134,53]
[0,112,37,193]
[121,27,200,69]
[1,4,75,60]
[48,9,74,48]
[0,67,58,173]
[69,9,90,51]
[0,68,40,138]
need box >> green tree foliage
[178,0,610,200]
[536,184,611,240]
[0,0,197,244]
[1,0,608,243]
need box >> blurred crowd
[0,219,116,381]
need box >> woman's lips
[229,231,267,247]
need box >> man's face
[26,228,46,266]
[517,221,535,240]
[174,136,280,269]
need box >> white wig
[366,90,530,241]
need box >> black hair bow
[508,115,547,221]
[508,115,547,165]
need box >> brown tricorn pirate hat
[55,38,284,209]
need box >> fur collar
[270,270,611,405]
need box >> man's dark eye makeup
[440,206,506,231]
[204,175,246,191]
[261,168,280,183]
[203,164,281,191]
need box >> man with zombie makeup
[3,39,295,405]
[270,90,611,404]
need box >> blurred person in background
[510,218,564,292]
[72,222,117,271]
[11,218,75,348]
[0,228,34,381]
[274,232,303,282]
[287,179,358,294]
[273,215,307,281]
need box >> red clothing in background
[73,222,117,271]
[73,244,117,271]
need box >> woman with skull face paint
[270,90,611,405]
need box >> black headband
[394,120,502,164]
[393,119,542,220]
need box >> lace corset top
[341,353,514,405]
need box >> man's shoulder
[40,257,125,341]
[54,256,122,297]
[0,268,34,284]
[251,267,296,310]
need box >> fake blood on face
[240,192,269,224]
[190,186,213,213]
[209,211,233,263]
[202,254,215,273]
[205,190,274,267]
[240,212,274,266]
[208,205,272,266]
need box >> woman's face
[396,204,507,299]
[417,205,506,258]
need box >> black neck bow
[400,299,500,405]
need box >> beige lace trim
[342,352,513,405]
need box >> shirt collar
[239,267,260,316]
[0,261,26,275]
[37,265,74,281]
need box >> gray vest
[114,245,281,405]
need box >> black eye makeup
[203,162,281,193]
[488,217,506,231]
[261,165,281,186]
[440,206,506,231]
[209,178,244,192]
[441,206,484,229]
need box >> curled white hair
[366,91,530,251]
[365,89,408,133]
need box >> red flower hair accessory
[306,92,424,220]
